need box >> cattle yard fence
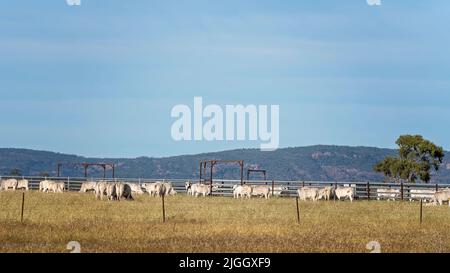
[0,175,448,201]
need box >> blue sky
[1,0,449,157]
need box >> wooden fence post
[162,195,166,223]
[366,182,370,201]
[420,199,423,225]
[20,192,25,223]
[296,197,300,224]
[272,180,275,197]
[400,182,404,201]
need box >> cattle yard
[1,176,450,253]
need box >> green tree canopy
[374,135,444,183]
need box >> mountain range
[1,146,449,183]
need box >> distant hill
[0,146,449,183]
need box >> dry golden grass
[0,190,449,253]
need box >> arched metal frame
[247,169,267,181]
[199,160,244,195]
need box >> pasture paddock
[0,191,450,253]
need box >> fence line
[0,175,448,201]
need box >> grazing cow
[318,186,333,201]
[1,179,19,191]
[161,182,177,196]
[233,185,252,199]
[142,183,159,197]
[45,181,64,193]
[80,181,97,193]
[269,186,288,197]
[335,186,355,202]
[106,183,117,201]
[433,189,450,206]
[186,182,216,197]
[251,186,271,199]
[192,183,212,197]
[185,181,194,195]
[126,183,144,195]
[298,187,320,202]
[39,180,49,192]
[95,181,109,200]
[16,179,29,191]
[376,188,400,201]
[115,182,134,201]
[409,189,436,203]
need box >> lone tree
[374,135,444,183]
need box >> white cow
[318,186,333,201]
[251,186,271,199]
[95,181,108,200]
[409,189,436,202]
[269,186,288,197]
[377,188,400,201]
[39,180,49,192]
[161,182,177,196]
[192,183,212,197]
[80,181,97,193]
[16,179,29,191]
[298,187,320,202]
[1,179,18,190]
[106,183,117,201]
[335,187,355,202]
[432,189,450,206]
[45,181,64,193]
[186,182,216,197]
[115,182,134,201]
[126,183,144,195]
[142,183,159,197]
[233,185,252,199]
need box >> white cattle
[45,181,64,193]
[269,186,288,197]
[79,181,97,193]
[376,188,400,201]
[126,183,144,195]
[185,181,194,195]
[298,187,320,202]
[186,182,216,197]
[106,183,117,201]
[95,181,108,200]
[409,189,436,202]
[115,182,134,201]
[335,187,355,202]
[318,186,333,201]
[1,179,18,190]
[39,180,49,192]
[192,183,212,197]
[161,182,177,196]
[16,179,29,191]
[432,189,450,206]
[233,185,252,199]
[251,186,271,199]
[142,183,159,197]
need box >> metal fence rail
[0,176,448,200]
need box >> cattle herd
[0,178,450,206]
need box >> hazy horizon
[0,143,430,160]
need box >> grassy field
[0,190,449,253]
